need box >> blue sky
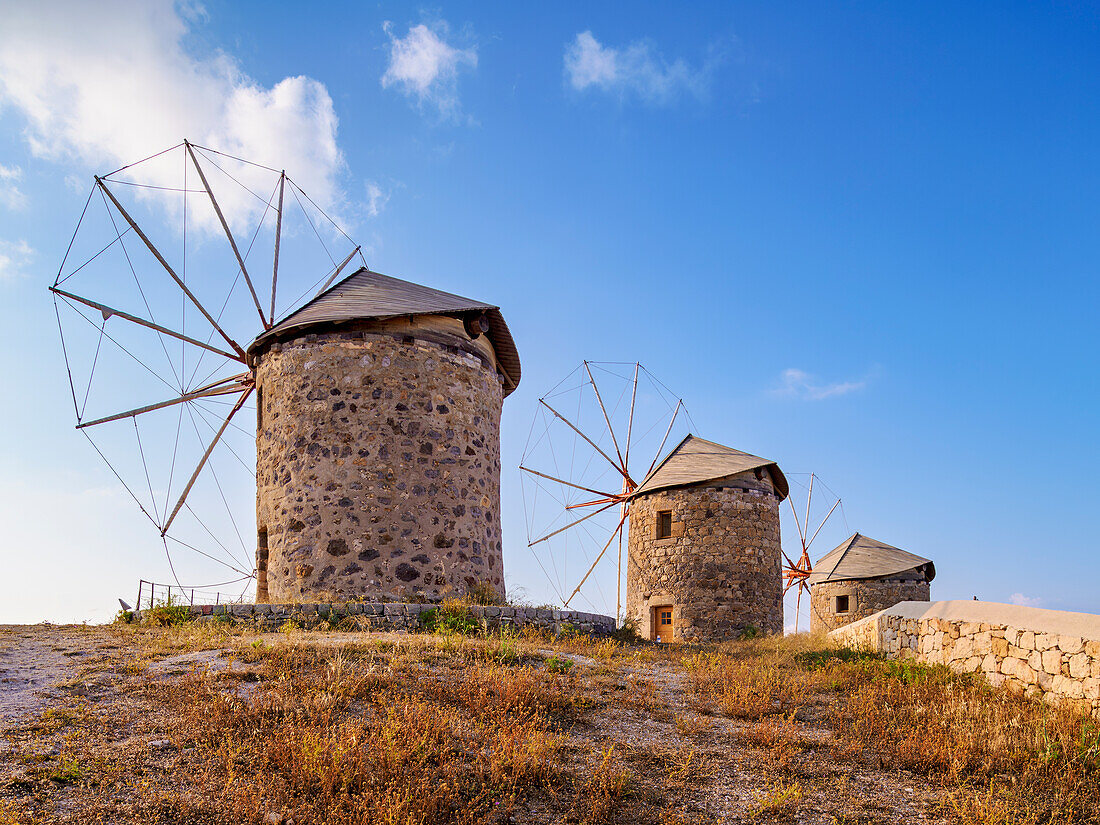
[0,1,1097,624]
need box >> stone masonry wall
[255,327,504,604]
[626,474,783,641]
[134,602,616,636]
[809,575,930,633]
[831,601,1100,716]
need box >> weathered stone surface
[254,326,506,604]
[626,475,783,641]
[830,605,1100,717]
[136,602,616,637]
[810,576,931,633]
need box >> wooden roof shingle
[808,533,935,584]
[630,434,789,500]
[247,268,520,395]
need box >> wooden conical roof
[630,434,788,500]
[808,533,934,584]
[248,267,520,395]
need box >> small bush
[420,599,480,635]
[544,655,574,674]
[466,580,505,606]
[141,599,193,627]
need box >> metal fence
[134,578,254,612]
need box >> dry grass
[1,624,1097,824]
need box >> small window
[660,609,672,626]
[656,510,673,539]
[835,594,850,614]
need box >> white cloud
[776,368,867,401]
[1009,592,1043,608]
[0,0,345,229]
[381,21,477,119]
[564,31,713,104]
[0,164,27,210]
[0,239,35,282]
[365,181,390,217]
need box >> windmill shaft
[76,380,248,429]
[519,465,615,500]
[539,399,632,485]
[161,386,253,535]
[583,361,626,471]
[528,500,619,547]
[49,287,244,363]
[95,178,246,360]
[623,362,639,469]
[184,142,269,329]
[564,511,627,608]
[270,172,285,324]
[645,399,682,479]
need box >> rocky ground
[0,621,1092,824]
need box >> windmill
[781,472,843,632]
[518,361,693,622]
[50,141,362,599]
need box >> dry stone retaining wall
[134,602,616,635]
[831,600,1100,715]
[626,475,783,641]
[809,575,930,632]
[254,326,505,604]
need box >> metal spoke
[539,399,631,484]
[76,377,248,429]
[184,141,269,329]
[528,500,619,547]
[564,513,627,608]
[519,465,615,500]
[162,387,253,535]
[623,362,639,473]
[644,399,682,479]
[270,172,285,325]
[313,245,362,298]
[49,287,243,363]
[95,177,246,360]
[584,361,626,472]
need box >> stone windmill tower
[625,435,789,642]
[807,533,934,632]
[247,268,521,604]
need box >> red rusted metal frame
[584,360,627,475]
[564,510,628,608]
[528,500,619,548]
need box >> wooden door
[652,605,674,643]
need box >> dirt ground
[0,623,956,824]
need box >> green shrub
[141,597,193,627]
[420,599,480,635]
[612,617,642,644]
[544,655,574,673]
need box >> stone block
[1019,631,1035,650]
[1041,649,1062,675]
[1052,675,1085,700]
[1059,636,1085,656]
[384,603,405,617]
[1069,653,1090,680]
[1036,633,1057,651]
